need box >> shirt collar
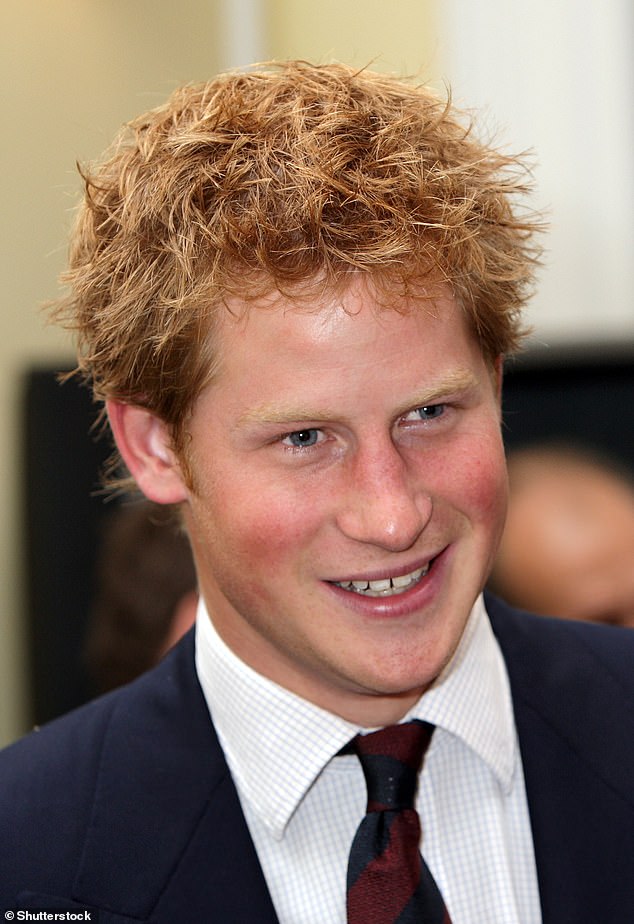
[195,594,517,839]
[405,595,518,791]
[195,601,358,840]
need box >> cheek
[193,469,328,567]
[475,454,509,525]
[430,430,508,525]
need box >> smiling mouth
[332,563,431,598]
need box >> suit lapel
[488,594,634,924]
[72,631,279,923]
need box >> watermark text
[4,912,97,922]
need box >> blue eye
[400,404,447,425]
[417,404,445,420]
[283,429,321,448]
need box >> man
[490,445,634,627]
[1,62,633,923]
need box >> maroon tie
[346,720,452,924]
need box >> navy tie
[346,720,452,923]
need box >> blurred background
[1,0,633,745]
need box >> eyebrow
[392,369,480,417]
[235,369,480,428]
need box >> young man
[1,62,633,923]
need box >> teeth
[392,573,414,589]
[335,565,430,597]
[369,578,391,592]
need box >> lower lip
[324,547,450,619]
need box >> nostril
[336,492,432,552]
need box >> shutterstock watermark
[4,912,97,922]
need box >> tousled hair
[52,60,542,463]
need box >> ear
[106,400,189,504]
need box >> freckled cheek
[470,452,508,514]
[204,476,332,563]
[423,439,508,525]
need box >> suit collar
[487,593,634,923]
[72,630,279,923]
[487,593,634,804]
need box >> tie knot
[353,720,434,812]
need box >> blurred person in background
[490,445,634,628]
[84,500,198,694]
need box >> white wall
[437,0,634,346]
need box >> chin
[358,649,451,698]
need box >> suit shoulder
[486,592,634,699]
[0,632,227,907]
[0,685,131,899]
[0,685,124,820]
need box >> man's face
[181,277,507,724]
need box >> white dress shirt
[195,595,542,923]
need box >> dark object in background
[501,341,634,472]
[21,341,634,724]
[22,367,113,724]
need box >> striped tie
[346,720,452,924]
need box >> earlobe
[106,400,189,504]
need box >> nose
[335,439,432,552]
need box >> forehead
[190,275,495,431]
[212,274,481,368]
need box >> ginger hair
[52,60,542,462]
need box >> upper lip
[325,551,441,585]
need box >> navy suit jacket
[1,595,633,922]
